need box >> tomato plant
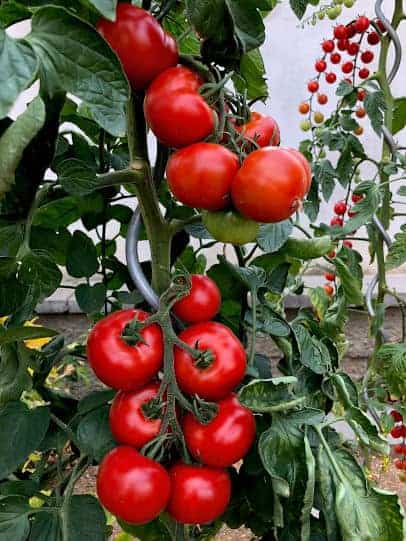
[0,0,405,540]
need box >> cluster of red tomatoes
[87,274,256,525]
[299,16,385,134]
[390,410,406,476]
[98,3,312,245]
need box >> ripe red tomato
[286,148,312,192]
[324,284,334,296]
[97,446,170,524]
[334,25,348,40]
[322,39,335,53]
[167,462,231,524]
[173,274,221,324]
[390,410,404,423]
[231,147,309,223]
[355,16,370,33]
[299,102,310,114]
[317,93,328,105]
[325,272,336,282]
[342,61,354,74]
[391,425,406,439]
[334,201,347,215]
[367,31,380,45]
[315,59,327,73]
[97,4,178,90]
[87,309,163,391]
[394,444,406,455]
[330,53,341,64]
[174,322,246,400]
[347,42,360,55]
[330,216,344,227]
[166,143,239,210]
[343,240,353,248]
[307,80,319,93]
[144,66,216,148]
[352,193,364,202]
[337,39,349,51]
[359,68,370,79]
[394,458,406,471]
[325,72,337,84]
[361,50,374,64]
[183,394,255,467]
[109,382,161,448]
[236,112,281,147]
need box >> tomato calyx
[193,343,215,369]
[121,318,148,346]
[141,396,164,421]
[191,394,219,425]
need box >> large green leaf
[233,48,268,101]
[239,376,302,413]
[334,257,363,306]
[301,434,315,541]
[19,250,62,303]
[257,220,292,253]
[376,343,406,397]
[364,89,386,134]
[33,196,82,228]
[63,495,107,541]
[393,97,406,134]
[75,283,106,314]
[29,511,61,541]
[0,402,50,479]
[0,29,37,119]
[289,0,311,18]
[0,97,45,201]
[386,224,406,270]
[317,446,340,541]
[28,6,128,136]
[66,231,99,278]
[76,405,115,462]
[292,323,331,375]
[0,495,30,541]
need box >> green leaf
[222,261,268,292]
[289,0,311,18]
[77,389,115,415]
[376,343,406,397]
[57,159,99,196]
[317,446,340,541]
[0,97,45,201]
[0,29,37,119]
[19,250,62,303]
[280,236,334,260]
[28,6,128,137]
[257,220,292,253]
[0,326,57,346]
[76,405,115,462]
[392,97,406,135]
[0,2,31,27]
[309,287,330,320]
[336,80,355,97]
[63,495,107,541]
[239,376,302,413]
[0,223,24,256]
[301,434,315,541]
[314,160,336,202]
[33,196,81,228]
[364,89,386,134]
[0,402,49,479]
[119,516,172,541]
[334,257,363,306]
[0,277,28,318]
[341,181,382,236]
[29,511,61,541]
[233,48,268,101]
[75,283,106,314]
[386,224,406,270]
[0,495,30,541]
[66,231,99,278]
[87,0,117,20]
[292,323,331,375]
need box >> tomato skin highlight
[173,274,221,324]
[144,66,216,148]
[236,112,281,147]
[97,4,178,90]
[87,309,163,391]
[167,462,231,524]
[109,382,161,448]
[174,322,246,400]
[231,147,308,223]
[183,394,255,467]
[97,446,171,524]
[166,143,239,211]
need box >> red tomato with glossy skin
[97,4,178,90]
[231,147,308,223]
[109,382,161,448]
[97,446,171,524]
[144,66,216,148]
[236,112,281,147]
[174,322,246,401]
[173,274,221,324]
[285,148,312,192]
[87,309,163,391]
[183,394,255,467]
[167,462,231,524]
[166,143,239,210]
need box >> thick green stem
[127,91,172,293]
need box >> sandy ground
[39,309,405,540]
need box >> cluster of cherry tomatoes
[307,0,357,23]
[390,410,406,478]
[299,16,385,135]
[99,3,312,247]
[87,274,256,525]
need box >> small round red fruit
[308,80,319,93]
[337,39,349,51]
[361,50,374,64]
[331,216,344,227]
[376,19,386,33]
[317,93,328,105]
[97,446,171,524]
[391,410,404,423]
[326,72,337,84]
[352,193,364,203]
[343,240,353,248]
[356,107,366,118]
[324,284,334,296]
[394,458,406,471]
[183,394,256,467]
[325,272,336,282]
[357,88,367,101]
[342,61,354,74]
[328,250,336,259]
[347,42,360,55]
[322,39,335,53]
[347,207,357,218]
[173,274,221,324]
[315,59,327,72]
[167,462,231,524]
[355,16,370,33]
[394,444,406,455]
[359,68,370,79]
[367,31,380,45]
[330,52,341,64]
[334,25,348,40]
[299,102,310,114]
[391,425,406,439]
[334,201,347,215]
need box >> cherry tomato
[326,72,337,84]
[97,446,170,524]
[367,31,380,45]
[324,284,334,296]
[352,193,364,203]
[347,207,357,218]
[314,111,324,124]
[183,394,255,467]
[355,16,370,33]
[322,39,335,53]
[173,274,221,324]
[315,59,327,73]
[347,42,360,56]
[330,53,341,64]
[357,89,367,101]
[308,80,319,93]
[394,458,406,471]
[356,107,366,118]
[328,250,336,258]
[391,425,406,439]
[317,93,328,105]
[299,102,310,114]
[359,68,370,79]
[354,126,364,136]
[166,143,239,211]
[330,216,344,227]
[361,50,374,64]
[236,112,281,147]
[167,462,231,524]
[394,444,406,455]
[343,240,353,248]
[231,147,309,223]
[97,4,178,90]
[342,62,354,74]
[144,66,216,148]
[376,19,386,33]
[334,25,348,39]
[87,309,163,391]
[337,39,349,51]
[334,201,347,215]
[390,410,404,423]
[202,210,259,245]
[174,322,246,400]
[109,382,161,448]
[325,272,336,282]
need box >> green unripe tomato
[343,0,355,6]
[300,120,312,132]
[327,6,341,19]
[334,0,344,4]
[202,210,259,245]
[308,0,319,5]
[318,11,326,19]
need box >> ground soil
[39,308,405,540]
